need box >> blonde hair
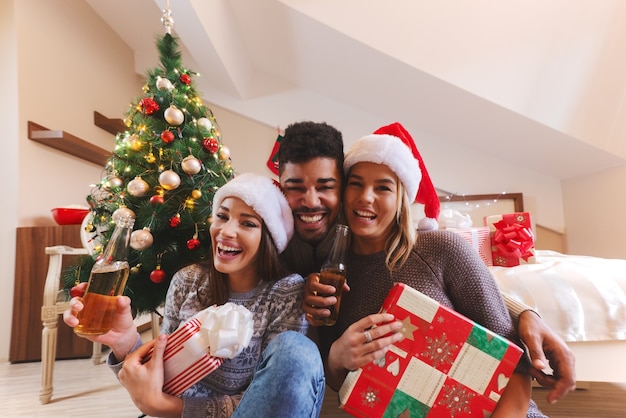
[384,182,417,271]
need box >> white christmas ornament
[181,155,202,175]
[103,175,123,191]
[130,227,154,251]
[218,146,231,161]
[197,117,213,131]
[159,169,181,190]
[112,207,136,223]
[156,76,174,92]
[164,105,184,125]
[127,177,150,197]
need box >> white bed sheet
[490,250,626,342]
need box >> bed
[435,192,626,383]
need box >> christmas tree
[65,32,234,315]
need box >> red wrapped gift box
[339,283,523,418]
[161,317,224,396]
[485,212,535,267]
[446,227,493,267]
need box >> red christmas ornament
[180,73,192,85]
[170,214,181,227]
[202,137,219,154]
[187,237,201,250]
[140,97,159,115]
[161,130,175,143]
[150,195,164,205]
[149,268,166,283]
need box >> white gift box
[157,302,254,396]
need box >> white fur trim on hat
[212,173,294,253]
[344,134,421,202]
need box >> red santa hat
[343,122,440,230]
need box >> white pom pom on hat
[343,122,440,230]
[212,173,294,252]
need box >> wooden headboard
[437,192,565,252]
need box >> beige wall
[1,0,20,363]
[1,0,276,361]
[563,165,626,258]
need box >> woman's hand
[62,282,138,361]
[119,334,183,418]
[302,273,350,326]
[325,313,403,390]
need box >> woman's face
[343,162,399,254]
[210,197,263,281]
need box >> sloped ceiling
[86,0,626,180]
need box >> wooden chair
[40,245,94,404]
[39,245,160,404]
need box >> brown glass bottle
[312,224,349,326]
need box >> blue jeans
[233,331,326,418]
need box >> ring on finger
[364,330,373,344]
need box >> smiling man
[277,121,345,276]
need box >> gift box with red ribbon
[147,303,254,396]
[446,227,493,267]
[339,283,523,418]
[485,212,536,267]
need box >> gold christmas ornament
[159,169,181,190]
[164,105,184,125]
[130,136,143,151]
[191,189,202,199]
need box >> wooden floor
[1,356,625,417]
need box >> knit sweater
[110,263,308,417]
[318,229,546,418]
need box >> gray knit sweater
[109,263,308,417]
[319,229,546,417]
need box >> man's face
[280,157,342,244]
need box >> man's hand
[302,273,350,326]
[518,310,576,404]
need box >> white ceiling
[86,0,626,180]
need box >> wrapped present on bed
[485,212,536,267]
[148,302,254,396]
[446,227,493,266]
[339,283,523,418]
